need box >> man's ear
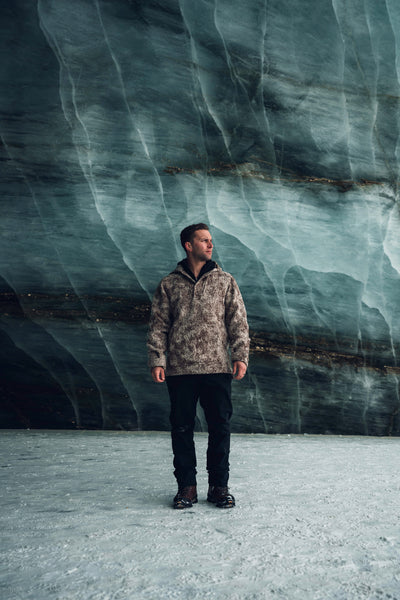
[184,241,192,253]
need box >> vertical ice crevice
[364,0,379,178]
[178,0,233,158]
[359,368,372,435]
[37,0,171,300]
[177,1,213,228]
[388,372,400,435]
[385,0,400,186]
[331,0,361,184]
[96,325,142,430]
[212,0,276,162]
[290,361,302,434]
[259,0,277,161]
[331,0,353,181]
[93,0,178,259]
[247,371,269,433]
[37,2,110,240]
[367,189,399,368]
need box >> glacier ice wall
[1,0,400,434]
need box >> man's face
[187,229,213,261]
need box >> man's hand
[151,366,166,383]
[232,361,247,380]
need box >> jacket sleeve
[225,277,250,365]
[147,281,171,370]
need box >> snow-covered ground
[1,430,400,600]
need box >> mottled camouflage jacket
[147,261,250,376]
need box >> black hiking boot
[207,486,235,508]
[173,485,198,509]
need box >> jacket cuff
[148,353,167,369]
[231,354,248,366]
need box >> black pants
[166,373,233,488]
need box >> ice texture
[1,1,400,433]
[2,430,400,600]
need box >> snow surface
[1,430,400,600]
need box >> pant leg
[166,375,200,487]
[199,373,233,487]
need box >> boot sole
[173,497,198,509]
[207,497,235,508]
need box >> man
[147,223,249,509]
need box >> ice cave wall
[1,0,400,434]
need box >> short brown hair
[180,223,209,250]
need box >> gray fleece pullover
[147,262,250,376]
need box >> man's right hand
[151,366,166,383]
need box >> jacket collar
[176,259,217,282]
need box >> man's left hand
[232,361,247,380]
